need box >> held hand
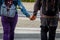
[30,15,36,21]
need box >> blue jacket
[17,0,30,17]
[1,0,30,17]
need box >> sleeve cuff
[33,11,37,16]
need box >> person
[30,0,60,40]
[1,0,30,40]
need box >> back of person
[42,0,59,16]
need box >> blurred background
[0,0,60,40]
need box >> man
[30,0,60,40]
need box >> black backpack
[42,0,59,16]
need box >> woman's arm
[17,0,30,18]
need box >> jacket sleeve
[33,0,42,16]
[17,0,30,17]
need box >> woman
[1,0,30,40]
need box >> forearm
[33,0,42,16]
[18,0,30,17]
[21,7,30,17]
[58,0,60,12]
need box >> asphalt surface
[0,38,60,40]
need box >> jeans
[40,15,58,40]
[1,13,18,40]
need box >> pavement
[0,38,60,40]
[0,27,60,39]
[0,33,60,40]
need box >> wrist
[33,11,37,16]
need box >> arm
[59,0,60,11]
[30,0,42,20]
[33,0,42,16]
[17,0,30,18]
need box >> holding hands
[29,14,36,21]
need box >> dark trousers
[1,14,18,40]
[40,16,58,40]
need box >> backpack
[0,0,18,17]
[1,3,16,17]
[42,0,59,16]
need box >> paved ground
[14,38,60,40]
[22,2,34,11]
[0,38,60,40]
[11,38,60,40]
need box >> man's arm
[59,0,60,11]
[33,0,42,16]
[17,0,30,18]
[30,0,42,20]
